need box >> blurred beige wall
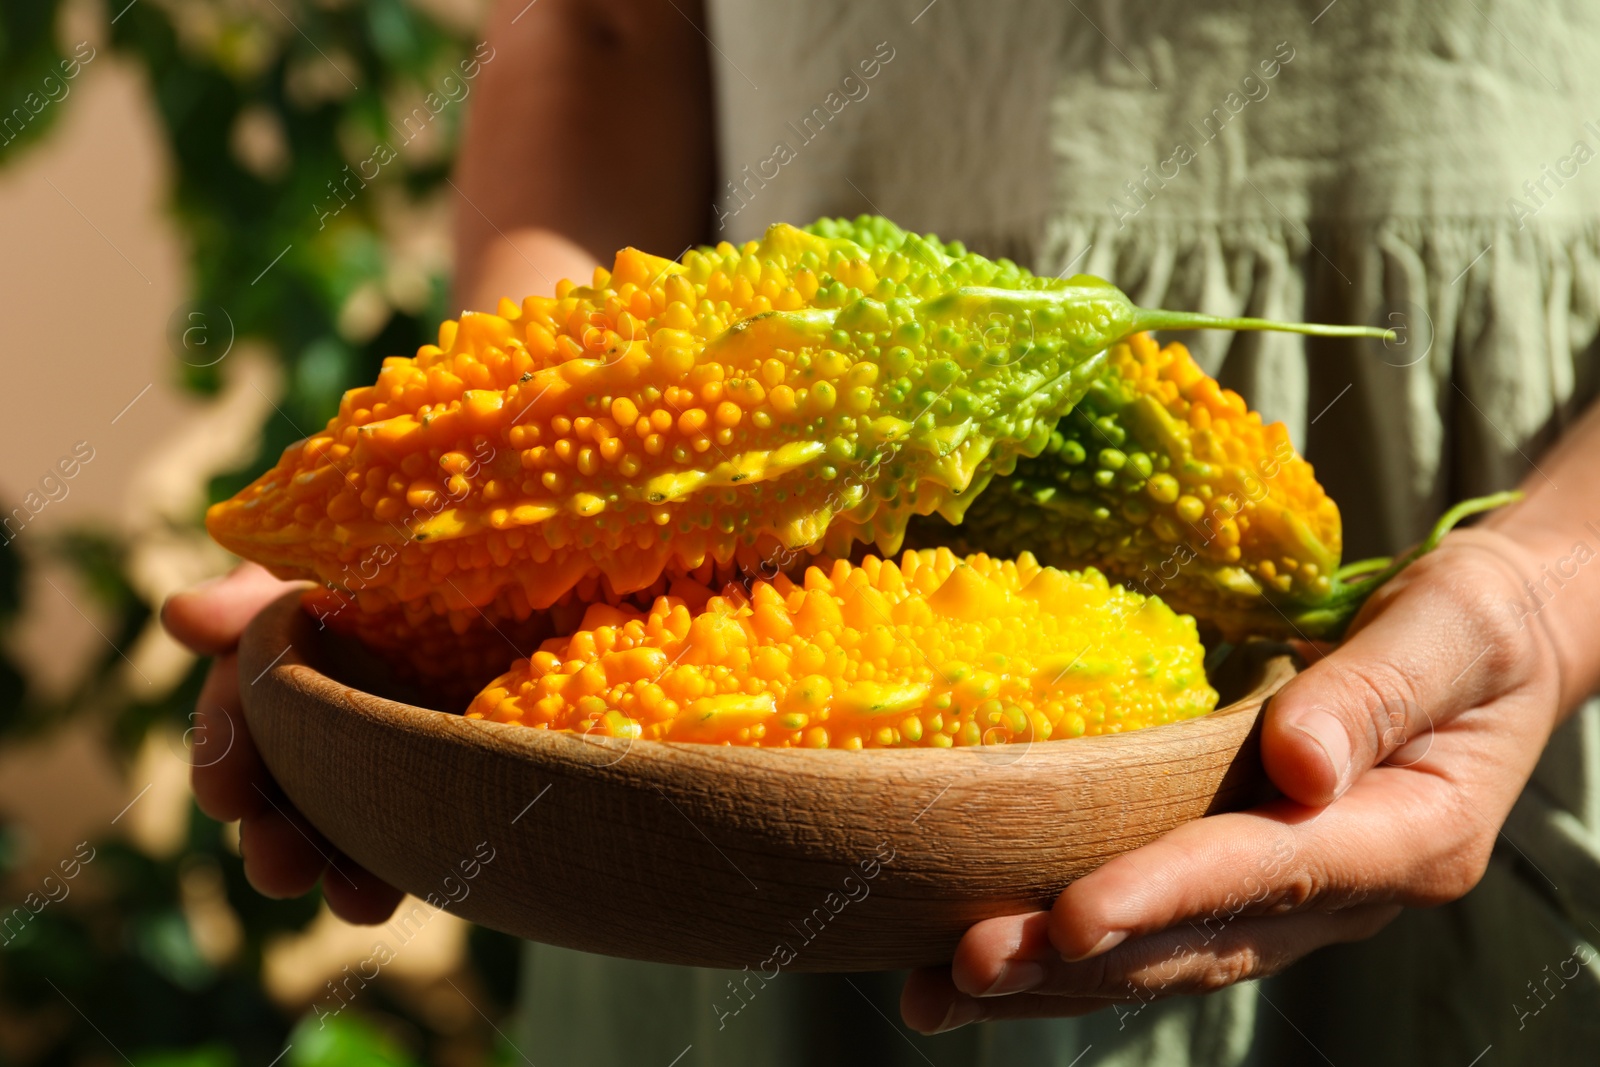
[0,29,189,534]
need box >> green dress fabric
[510,1,1600,1062]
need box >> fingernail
[979,960,1045,997]
[929,997,983,1034]
[1064,929,1126,962]
[1294,709,1353,798]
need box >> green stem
[1333,556,1392,582]
[1131,307,1397,342]
[1293,491,1523,637]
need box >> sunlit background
[0,0,532,1061]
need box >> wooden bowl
[239,592,1295,972]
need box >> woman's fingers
[1261,542,1532,806]
[1045,764,1482,967]
[1044,801,1308,965]
[167,563,300,824]
[913,723,1510,1029]
[240,808,404,921]
[322,851,407,925]
[168,563,409,922]
[902,965,1107,1034]
[950,910,1055,997]
[199,656,407,922]
[189,654,275,823]
[239,804,335,899]
[905,905,1399,1033]
[161,563,302,656]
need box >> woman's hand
[901,526,1566,1032]
[162,564,404,923]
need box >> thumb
[161,563,305,656]
[1260,554,1520,806]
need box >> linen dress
[511,2,1600,1062]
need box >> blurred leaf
[131,909,216,991]
[0,820,19,875]
[0,526,22,618]
[0,655,26,733]
[287,1012,422,1067]
[0,522,30,729]
[135,1044,239,1067]
[53,528,137,611]
[0,910,101,998]
[366,0,425,70]
[468,922,522,1015]
[292,337,356,427]
[0,1,69,164]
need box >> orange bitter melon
[207,216,1388,665]
[467,548,1218,748]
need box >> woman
[163,0,1600,1062]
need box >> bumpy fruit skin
[467,548,1217,748]
[922,334,1342,639]
[206,217,1157,654]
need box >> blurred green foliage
[0,4,74,163]
[0,2,522,1062]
